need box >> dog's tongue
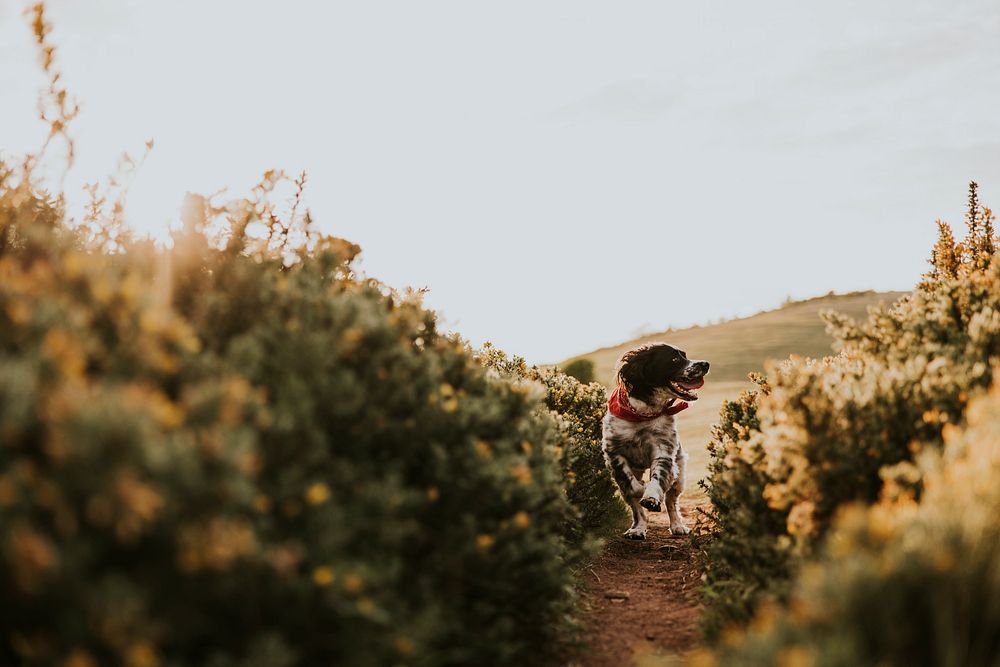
[679,377,705,390]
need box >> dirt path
[569,499,706,667]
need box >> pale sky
[2,1,999,363]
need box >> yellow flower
[5,299,30,325]
[253,495,272,513]
[513,511,530,528]
[139,310,164,334]
[62,649,98,667]
[776,646,815,667]
[312,566,334,586]
[90,278,113,304]
[62,252,85,279]
[474,440,492,458]
[394,637,415,657]
[426,486,440,501]
[343,573,363,594]
[125,641,160,667]
[305,482,330,506]
[685,648,717,667]
[149,394,184,429]
[476,534,495,552]
[42,328,85,378]
[119,275,140,306]
[510,464,532,487]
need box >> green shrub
[478,345,630,544]
[0,8,604,663]
[0,176,270,666]
[700,183,1000,638]
[560,359,595,384]
[699,377,793,639]
[172,201,589,666]
[703,383,1000,667]
[0,66,590,665]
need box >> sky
[2,1,999,363]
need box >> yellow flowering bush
[706,381,1000,666]
[701,183,1000,638]
[0,171,270,666]
[0,7,600,663]
[0,9,591,653]
[0,160,587,665]
[477,344,631,544]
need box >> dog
[601,343,709,540]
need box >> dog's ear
[618,347,654,402]
[617,355,641,392]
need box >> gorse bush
[0,165,589,667]
[700,182,1000,639]
[560,358,595,384]
[0,7,590,665]
[699,377,794,640]
[478,345,629,544]
[704,381,1000,667]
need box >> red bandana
[608,386,688,422]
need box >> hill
[561,290,906,386]
[559,290,906,493]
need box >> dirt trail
[569,499,706,667]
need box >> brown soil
[569,499,706,667]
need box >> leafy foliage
[0,163,583,665]
[703,382,1000,667]
[0,164,593,666]
[0,8,592,663]
[700,182,1000,639]
[478,345,630,544]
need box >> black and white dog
[601,343,709,540]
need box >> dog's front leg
[609,460,649,540]
[640,451,676,513]
[602,441,649,540]
[602,446,645,501]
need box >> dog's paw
[639,496,662,512]
[623,527,647,540]
[669,523,691,536]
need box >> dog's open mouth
[668,377,705,401]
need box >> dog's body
[601,343,709,540]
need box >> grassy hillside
[563,290,906,386]
[559,290,906,493]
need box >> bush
[700,183,1000,638]
[702,382,1000,666]
[478,345,630,544]
[560,359,595,384]
[699,377,793,639]
[0,11,595,652]
[0,164,590,666]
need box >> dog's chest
[602,414,679,467]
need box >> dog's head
[615,343,710,406]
